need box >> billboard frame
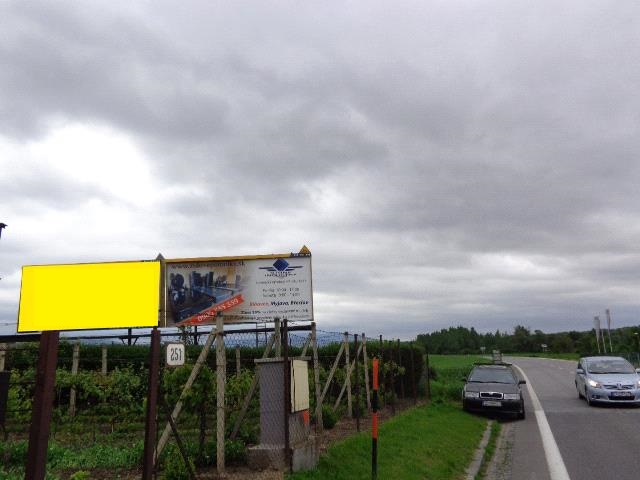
[160,246,313,328]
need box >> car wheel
[518,403,526,420]
[585,387,592,406]
[576,382,582,398]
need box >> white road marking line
[513,363,571,480]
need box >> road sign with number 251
[166,342,185,367]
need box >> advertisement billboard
[162,249,313,327]
[18,261,161,332]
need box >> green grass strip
[475,421,501,480]
[288,403,487,480]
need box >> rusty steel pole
[142,328,161,480]
[25,331,60,480]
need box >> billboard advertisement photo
[162,249,313,327]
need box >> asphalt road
[505,356,640,480]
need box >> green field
[288,403,486,480]
[428,354,488,369]
[0,353,490,479]
[288,354,492,480]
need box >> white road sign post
[594,316,602,354]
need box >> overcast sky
[2,1,640,338]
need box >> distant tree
[512,325,534,352]
[550,333,574,353]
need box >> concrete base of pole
[247,436,318,472]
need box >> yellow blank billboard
[18,261,161,332]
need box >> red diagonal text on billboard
[177,294,244,326]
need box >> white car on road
[575,356,640,406]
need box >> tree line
[416,324,640,355]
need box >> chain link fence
[0,326,426,479]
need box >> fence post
[316,342,345,420]
[410,342,417,404]
[311,322,323,433]
[156,329,217,458]
[354,334,360,432]
[389,340,395,414]
[425,346,431,401]
[283,319,292,471]
[216,316,226,475]
[397,339,404,400]
[333,343,363,411]
[300,332,313,357]
[0,343,6,371]
[344,332,352,418]
[235,345,241,377]
[101,345,107,375]
[69,342,80,417]
[275,319,282,357]
[362,333,371,411]
[142,328,160,480]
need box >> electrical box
[291,359,310,412]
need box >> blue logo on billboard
[260,259,303,277]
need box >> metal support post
[25,330,60,480]
[142,328,161,480]
[283,319,292,471]
[216,316,226,475]
[311,322,323,433]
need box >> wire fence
[0,325,427,479]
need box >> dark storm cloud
[2,0,640,336]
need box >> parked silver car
[575,356,640,406]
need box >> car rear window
[468,367,517,384]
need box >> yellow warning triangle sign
[299,245,311,255]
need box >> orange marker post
[372,358,379,479]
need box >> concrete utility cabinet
[248,357,318,472]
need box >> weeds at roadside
[474,421,501,480]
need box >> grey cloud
[3,0,640,336]
[1,2,229,141]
